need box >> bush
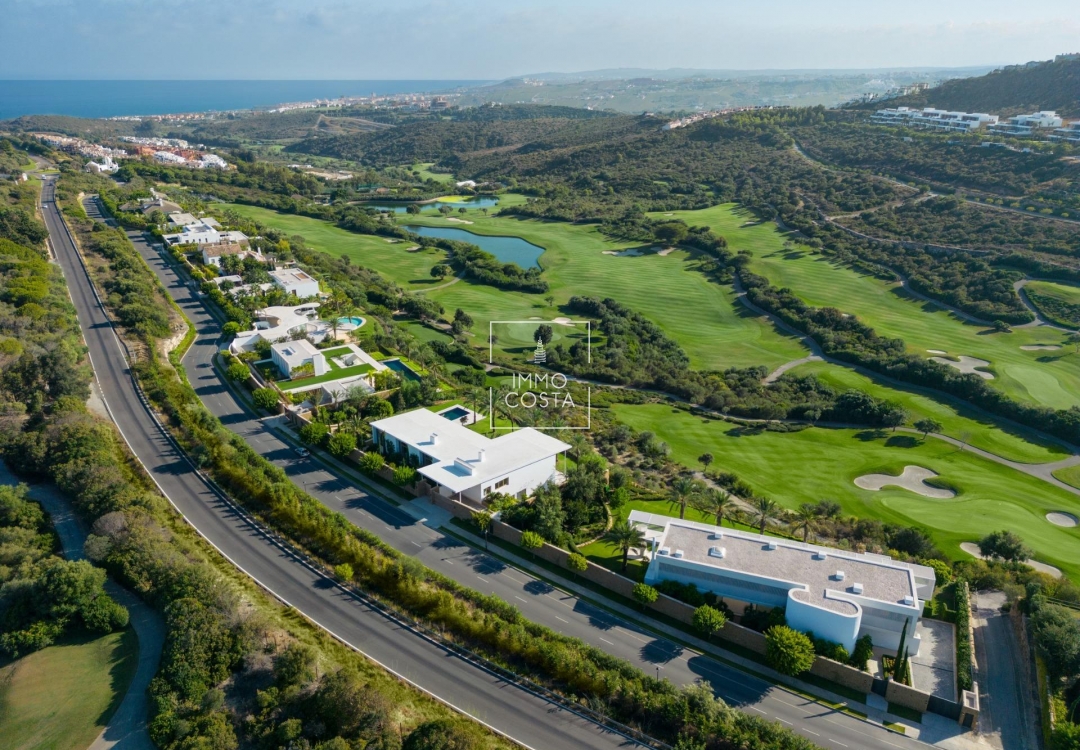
[566,552,588,575]
[403,719,483,750]
[741,604,786,633]
[333,563,354,581]
[765,626,816,676]
[1050,722,1080,750]
[632,582,658,609]
[808,633,849,663]
[299,421,330,446]
[849,634,874,671]
[692,605,727,640]
[358,452,385,475]
[519,530,544,553]
[327,431,357,459]
[393,465,417,487]
[251,387,279,411]
[226,360,250,382]
[221,321,240,337]
[955,581,974,691]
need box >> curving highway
[66,186,946,750]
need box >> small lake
[363,196,501,214]
[403,225,544,269]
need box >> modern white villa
[370,408,569,505]
[270,267,321,299]
[163,218,248,246]
[870,106,998,132]
[988,110,1063,138]
[631,511,935,654]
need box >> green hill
[855,57,1080,117]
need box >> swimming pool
[337,316,365,327]
[440,406,470,421]
[383,358,421,381]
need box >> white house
[370,408,569,505]
[163,218,248,247]
[201,243,258,267]
[153,151,188,164]
[632,511,934,655]
[989,111,1063,138]
[1051,121,1080,143]
[270,267,321,299]
[271,339,327,378]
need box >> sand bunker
[854,465,956,498]
[927,349,947,355]
[552,317,575,326]
[1046,512,1079,528]
[603,248,645,257]
[960,542,1062,578]
[929,355,994,380]
[657,247,676,256]
[445,217,474,224]
[1021,345,1062,351]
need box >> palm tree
[669,477,700,520]
[792,503,819,542]
[605,520,646,572]
[754,497,778,535]
[692,488,733,528]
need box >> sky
[2,0,1079,79]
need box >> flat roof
[271,268,317,286]
[372,408,569,492]
[271,338,320,368]
[633,512,919,614]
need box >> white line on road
[830,741,847,748]
[804,730,818,736]
[555,616,568,623]
[600,638,614,645]
[777,718,792,725]
[515,596,526,603]
[749,707,766,714]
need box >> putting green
[660,205,1080,410]
[612,402,1080,581]
[226,203,809,371]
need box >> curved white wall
[785,589,861,653]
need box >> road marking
[411,541,422,548]
[777,718,792,725]
[555,616,568,623]
[804,730,818,736]
[749,706,766,714]
[829,741,847,748]
[600,638,614,645]
[515,596,526,603]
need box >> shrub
[221,321,240,337]
[808,633,849,663]
[358,452,385,475]
[566,552,588,575]
[692,605,727,640]
[955,580,974,692]
[741,604,786,633]
[849,634,874,671]
[393,465,417,487]
[765,626,816,676]
[519,530,544,554]
[327,431,357,459]
[299,421,330,446]
[632,582,658,609]
[333,563,354,581]
[403,718,483,750]
[226,360,250,382]
[251,387,279,411]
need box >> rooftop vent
[430,433,439,445]
[478,449,486,463]
[851,582,864,595]
[672,549,684,559]
[657,547,671,556]
[813,551,827,560]
[903,595,915,606]
[708,546,726,559]
[710,531,723,540]
[835,570,846,581]
[765,541,777,550]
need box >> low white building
[270,267,321,299]
[201,243,259,268]
[870,106,998,132]
[632,512,934,655]
[1051,121,1080,143]
[163,218,248,246]
[271,339,327,378]
[370,408,569,505]
[85,156,119,174]
[988,111,1064,138]
[154,151,188,164]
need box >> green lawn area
[283,348,374,390]
[1053,464,1080,490]
[611,402,1080,581]
[793,360,1067,464]
[1025,280,1080,327]
[407,162,454,183]
[661,204,1080,411]
[228,202,808,371]
[0,628,138,750]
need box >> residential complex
[1051,121,1080,143]
[870,107,998,132]
[631,511,934,654]
[270,267,321,299]
[988,111,1063,138]
[370,408,569,505]
[163,218,248,246]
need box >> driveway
[912,619,957,701]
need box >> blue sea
[0,80,488,120]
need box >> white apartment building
[870,107,998,132]
[632,511,934,654]
[370,408,569,505]
[988,111,1064,138]
[1051,121,1080,143]
[270,267,321,299]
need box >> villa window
[483,486,492,496]
[495,477,509,489]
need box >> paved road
[77,196,951,750]
[45,180,644,750]
[972,591,1039,750]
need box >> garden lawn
[611,402,1080,581]
[1053,464,1080,490]
[792,360,1067,464]
[0,628,138,750]
[662,204,1080,410]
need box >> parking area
[910,619,956,700]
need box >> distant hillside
[855,57,1080,117]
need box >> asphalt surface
[972,591,1039,750]
[44,179,643,750]
[74,190,938,750]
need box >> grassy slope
[1054,464,1080,490]
[0,628,138,750]
[612,402,1080,580]
[227,202,808,371]
[1026,280,1080,327]
[794,360,1066,463]
[661,205,1080,411]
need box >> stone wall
[809,656,875,693]
[885,678,931,713]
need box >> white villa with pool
[370,408,569,505]
[631,511,935,654]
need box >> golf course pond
[365,196,501,213]
[403,225,544,269]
